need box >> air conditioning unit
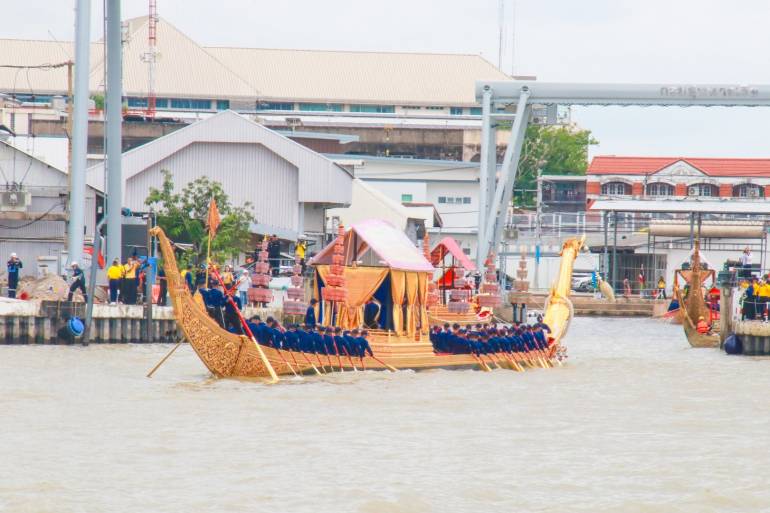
[0,190,31,211]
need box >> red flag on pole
[207,197,221,236]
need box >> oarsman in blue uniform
[6,253,22,298]
[310,325,325,355]
[297,325,312,353]
[333,327,350,358]
[246,315,261,337]
[305,298,318,328]
[323,327,337,355]
[535,315,551,335]
[269,319,286,350]
[343,330,358,356]
[533,325,548,351]
[356,330,374,358]
[284,324,299,351]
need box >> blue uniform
[334,335,349,356]
[284,330,299,351]
[355,336,373,358]
[323,334,337,355]
[297,329,312,352]
[305,305,316,327]
[271,327,286,350]
[6,259,21,298]
[311,331,325,354]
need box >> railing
[505,210,770,239]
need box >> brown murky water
[1,318,769,512]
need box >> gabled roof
[0,16,508,105]
[95,17,257,98]
[87,110,352,204]
[588,155,770,177]
[430,237,476,271]
[311,219,434,272]
[205,46,509,106]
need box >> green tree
[513,125,598,207]
[145,170,255,265]
[91,94,104,110]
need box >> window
[438,196,447,204]
[469,107,482,115]
[299,103,343,112]
[646,183,673,196]
[258,102,294,111]
[155,98,169,108]
[426,106,444,111]
[688,183,717,197]
[462,197,471,204]
[402,105,422,110]
[13,94,52,104]
[216,100,230,110]
[127,97,148,108]
[734,183,763,198]
[401,194,413,202]
[601,182,631,196]
[350,104,395,113]
[170,98,212,110]
[450,107,464,115]
[462,248,471,255]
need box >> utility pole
[65,60,73,253]
[106,0,123,265]
[69,0,91,267]
[534,169,542,289]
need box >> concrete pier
[0,300,282,345]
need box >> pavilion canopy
[430,237,476,271]
[310,218,433,272]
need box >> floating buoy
[724,334,742,355]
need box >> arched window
[734,183,764,198]
[646,182,674,196]
[601,182,631,196]
[688,183,718,197]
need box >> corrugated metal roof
[0,17,508,105]
[88,110,353,205]
[205,46,509,106]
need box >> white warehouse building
[88,111,353,247]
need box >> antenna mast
[145,0,158,118]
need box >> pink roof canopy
[310,219,434,272]
[430,237,476,271]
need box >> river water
[2,317,770,512]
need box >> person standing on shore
[296,239,306,274]
[67,262,87,302]
[157,267,168,306]
[268,235,281,277]
[122,256,139,305]
[107,258,123,304]
[236,270,251,307]
[6,253,22,298]
[740,247,753,278]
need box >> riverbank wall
[0,300,282,344]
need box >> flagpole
[205,228,212,287]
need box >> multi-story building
[0,16,513,162]
[586,156,770,201]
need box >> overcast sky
[6,0,770,159]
